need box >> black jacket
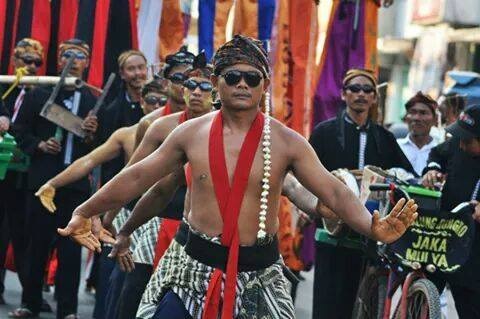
[424,137,480,211]
[0,102,8,118]
[425,138,480,290]
[309,110,415,174]
[97,90,143,184]
[14,86,97,192]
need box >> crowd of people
[0,34,478,319]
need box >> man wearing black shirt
[97,50,148,184]
[309,69,414,318]
[9,39,98,319]
[0,38,44,305]
[423,104,480,318]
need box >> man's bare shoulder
[169,111,217,141]
[147,112,183,139]
[174,111,216,131]
[139,107,165,127]
[113,124,137,141]
[270,117,307,146]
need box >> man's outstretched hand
[371,198,418,244]
[35,183,56,213]
[109,233,135,272]
[92,216,116,245]
[58,214,101,252]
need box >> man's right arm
[47,128,125,188]
[118,170,183,236]
[127,118,166,166]
[73,123,188,219]
[422,138,454,188]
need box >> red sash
[203,111,264,319]
[163,102,172,116]
[152,110,189,269]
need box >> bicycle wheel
[352,267,387,319]
[394,278,441,319]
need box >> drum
[322,169,362,236]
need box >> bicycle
[352,179,475,319]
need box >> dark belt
[184,229,280,272]
[174,221,189,246]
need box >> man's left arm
[288,130,417,243]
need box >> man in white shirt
[397,91,438,176]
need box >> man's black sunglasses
[144,95,168,106]
[19,55,42,67]
[221,70,263,87]
[61,50,87,60]
[183,79,213,92]
[344,84,376,94]
[168,72,188,84]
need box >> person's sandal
[8,308,39,318]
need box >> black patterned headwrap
[212,34,269,78]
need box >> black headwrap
[212,35,269,78]
[185,51,213,78]
[164,45,195,77]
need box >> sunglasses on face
[344,84,376,94]
[168,72,188,84]
[221,70,263,87]
[183,79,213,92]
[61,50,87,60]
[19,55,42,67]
[144,95,168,106]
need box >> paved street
[0,261,456,319]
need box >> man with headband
[309,68,415,318]
[97,49,148,191]
[9,38,98,319]
[398,91,439,176]
[102,51,214,319]
[134,46,195,150]
[59,36,417,319]
[0,38,44,133]
[0,38,44,306]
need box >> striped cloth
[132,217,161,265]
[104,207,141,250]
[136,236,185,318]
[136,227,294,319]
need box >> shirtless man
[59,35,417,319]
[135,46,195,147]
[104,52,215,319]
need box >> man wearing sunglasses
[9,39,99,319]
[134,46,196,148]
[0,38,44,131]
[59,36,417,319]
[98,51,214,319]
[32,78,167,319]
[0,38,44,308]
[309,68,415,319]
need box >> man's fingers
[372,210,380,226]
[126,255,135,272]
[57,226,72,237]
[100,232,116,245]
[117,255,129,272]
[108,246,119,259]
[390,198,406,217]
